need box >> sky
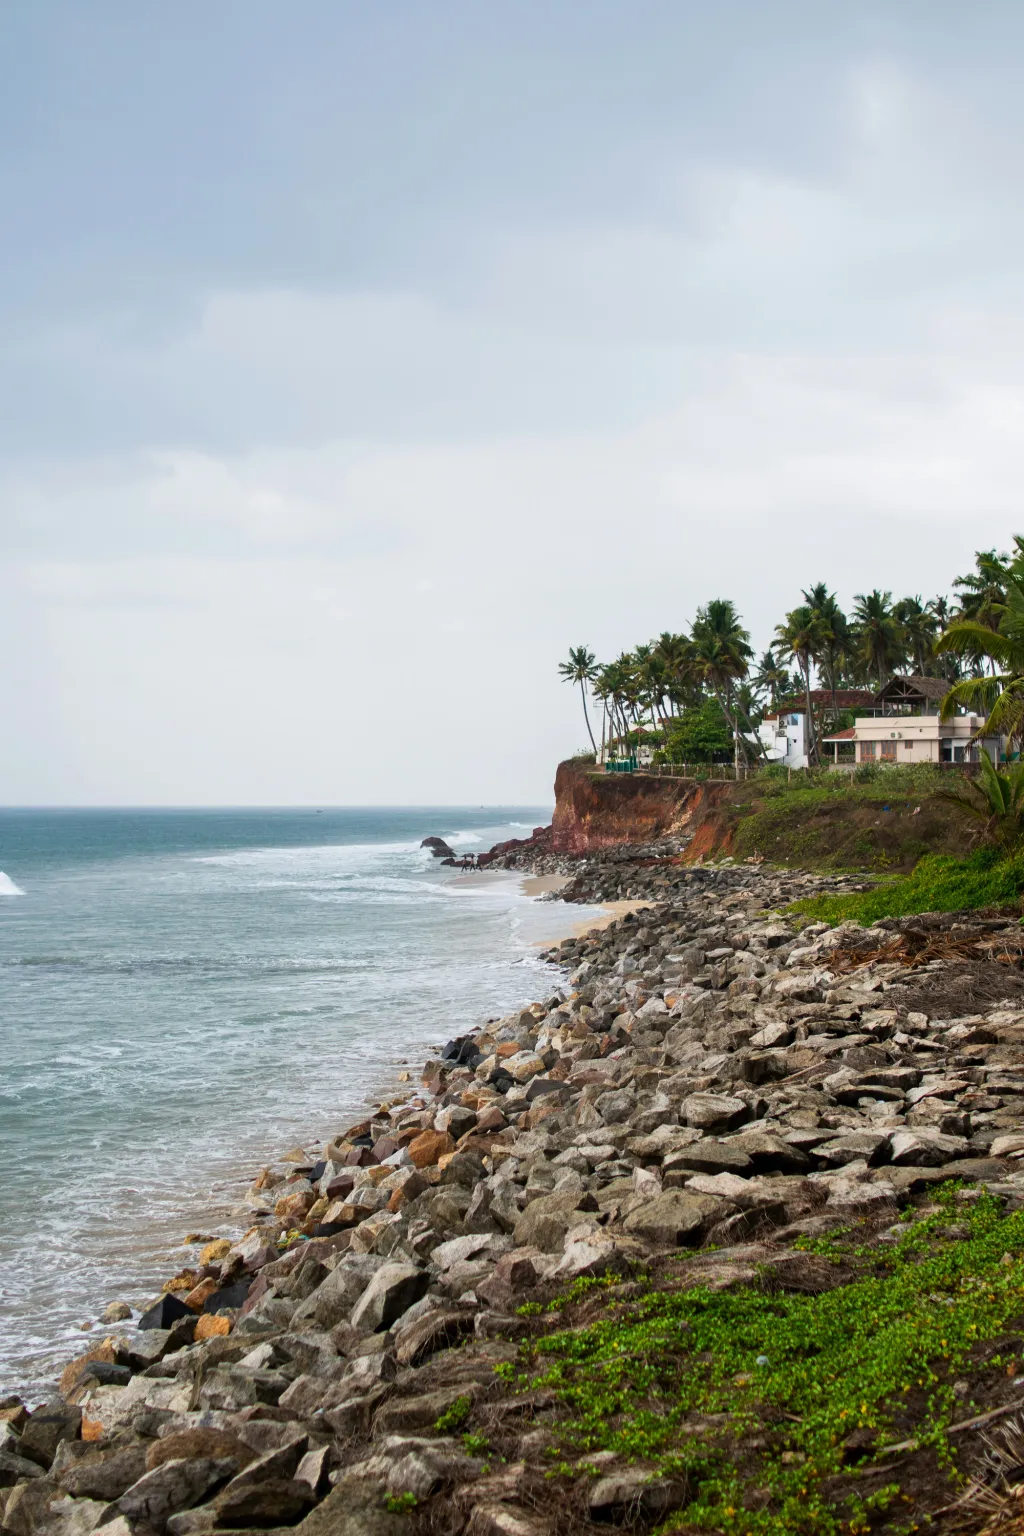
[1,1,1022,805]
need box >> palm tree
[851,590,906,686]
[689,600,754,773]
[558,646,599,755]
[802,583,850,716]
[937,553,1024,752]
[653,632,691,716]
[953,548,1011,630]
[774,604,829,764]
[752,650,793,713]
[894,595,939,676]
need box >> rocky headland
[7,824,1024,1534]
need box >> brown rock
[407,1130,455,1169]
[200,1239,232,1264]
[195,1313,232,1340]
[184,1277,220,1312]
[147,1429,255,1473]
[59,1340,117,1398]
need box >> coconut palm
[752,651,794,712]
[558,646,599,755]
[802,583,851,713]
[954,548,1011,630]
[894,595,939,675]
[689,600,754,773]
[774,603,830,763]
[851,590,906,686]
[937,555,1024,751]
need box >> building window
[939,741,953,763]
[904,739,914,750]
[880,740,897,761]
[859,741,877,761]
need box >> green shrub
[434,1395,473,1432]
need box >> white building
[825,713,999,766]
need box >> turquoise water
[0,807,581,1399]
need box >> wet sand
[449,868,652,944]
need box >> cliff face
[550,759,706,853]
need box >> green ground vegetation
[503,1188,1024,1535]
[789,847,1024,924]
[711,764,973,873]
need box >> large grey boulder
[681,1094,749,1133]
[57,1443,148,1500]
[349,1263,430,1332]
[118,1456,237,1528]
[623,1191,729,1246]
[310,1255,388,1328]
[292,1471,407,1535]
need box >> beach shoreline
[9,843,1024,1534]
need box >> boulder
[375,1384,481,1435]
[623,1191,729,1247]
[395,1309,476,1368]
[681,1094,749,1133]
[466,1504,550,1535]
[292,1472,407,1535]
[888,1130,971,1167]
[349,1263,430,1332]
[589,1469,687,1524]
[118,1456,237,1527]
[19,1401,82,1468]
[407,1130,456,1168]
[57,1443,148,1500]
[138,1293,194,1331]
[147,1430,254,1473]
[0,1446,46,1487]
[663,1141,753,1177]
[310,1255,387,1328]
[213,1478,317,1528]
[513,1191,590,1252]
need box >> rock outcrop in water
[7,851,1024,1532]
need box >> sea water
[0,807,592,1399]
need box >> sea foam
[0,871,24,896]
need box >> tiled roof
[822,727,857,741]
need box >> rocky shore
[6,845,1024,1534]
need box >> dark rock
[139,1293,195,1331]
[203,1277,253,1314]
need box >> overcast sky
[1,2,1022,805]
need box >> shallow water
[0,807,589,1400]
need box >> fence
[598,759,984,782]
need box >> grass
[788,848,1024,925]
[504,1188,1024,1535]
[716,765,974,873]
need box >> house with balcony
[820,676,1001,766]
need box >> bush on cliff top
[789,848,1024,924]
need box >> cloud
[2,9,1024,801]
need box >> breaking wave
[0,872,24,896]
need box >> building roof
[874,674,949,702]
[766,689,876,719]
[822,727,857,742]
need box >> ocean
[0,807,591,1400]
